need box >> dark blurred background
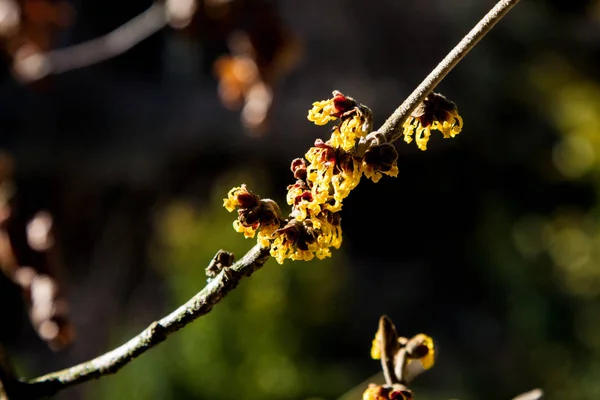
[1,0,600,399]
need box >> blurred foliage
[476,52,600,400]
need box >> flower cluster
[363,316,436,400]
[223,90,462,264]
[308,90,373,151]
[370,332,436,371]
[267,91,381,263]
[402,92,463,151]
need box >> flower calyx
[362,142,399,183]
[223,185,283,239]
[362,383,413,400]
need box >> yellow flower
[256,223,279,247]
[314,212,342,253]
[408,334,435,370]
[286,181,321,221]
[403,118,432,151]
[307,98,338,125]
[289,248,316,261]
[362,384,387,400]
[362,164,398,183]
[330,114,369,151]
[305,144,336,200]
[436,113,463,139]
[329,157,362,209]
[223,184,261,212]
[267,213,342,264]
[305,145,334,184]
[233,220,257,238]
[304,141,362,212]
[223,186,244,212]
[269,233,318,263]
[307,90,359,126]
[417,334,435,370]
[270,233,296,264]
[224,184,283,243]
[371,328,382,360]
[402,92,463,151]
[361,143,400,183]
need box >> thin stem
[393,348,408,385]
[512,389,544,400]
[378,0,521,142]
[378,316,400,386]
[19,245,271,399]
[16,2,167,82]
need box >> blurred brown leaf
[174,0,301,135]
[0,0,74,81]
[0,152,74,351]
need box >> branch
[376,315,400,386]
[513,388,543,400]
[377,0,521,142]
[17,244,270,399]
[16,2,168,81]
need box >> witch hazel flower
[402,92,463,151]
[223,91,463,263]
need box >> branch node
[205,249,235,280]
[145,322,167,346]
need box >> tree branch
[377,0,521,142]
[18,244,270,399]
[17,2,168,81]
[512,388,543,400]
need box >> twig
[512,388,543,400]
[378,316,399,386]
[18,244,270,399]
[18,2,167,81]
[377,0,521,142]
[393,348,408,385]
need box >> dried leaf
[0,153,74,350]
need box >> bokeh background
[1,0,600,399]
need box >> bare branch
[377,0,521,142]
[16,2,167,81]
[512,388,543,400]
[18,244,270,399]
[377,315,400,386]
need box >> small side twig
[377,0,521,142]
[393,348,408,385]
[18,244,270,399]
[378,315,400,386]
[512,388,543,400]
[17,2,167,81]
